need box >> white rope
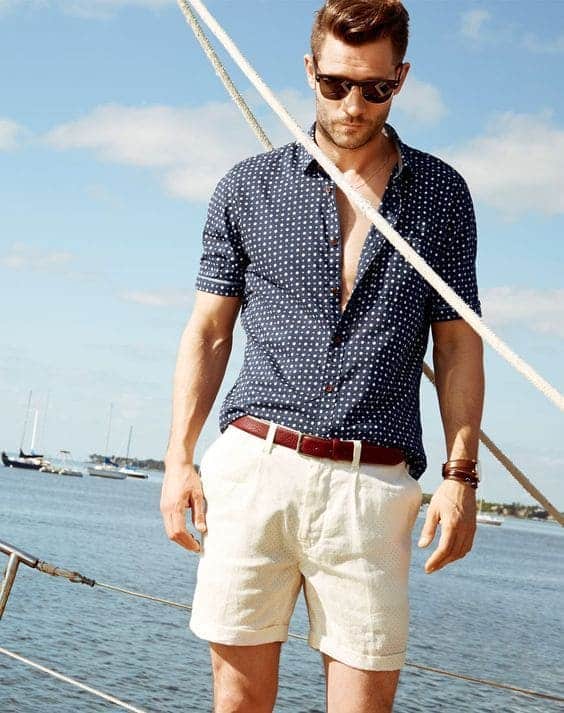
[177,0,564,414]
[0,646,148,713]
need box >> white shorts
[189,421,422,671]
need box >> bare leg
[209,641,282,713]
[322,653,401,713]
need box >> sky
[0,0,563,508]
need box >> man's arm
[160,290,241,553]
[417,318,485,573]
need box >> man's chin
[332,131,373,150]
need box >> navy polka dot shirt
[195,121,482,480]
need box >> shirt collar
[297,120,414,182]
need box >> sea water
[0,466,562,712]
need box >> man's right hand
[160,461,207,553]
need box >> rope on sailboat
[175,0,563,526]
[1,540,562,704]
[0,646,148,713]
[178,0,564,413]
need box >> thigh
[322,653,400,713]
[302,460,422,671]
[209,641,282,712]
[189,425,303,646]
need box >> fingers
[160,464,208,553]
[424,522,456,573]
[167,511,201,553]
[190,490,208,534]
[423,514,476,573]
[418,507,439,549]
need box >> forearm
[165,319,232,466]
[433,337,485,461]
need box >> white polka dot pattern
[195,122,482,480]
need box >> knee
[214,686,275,713]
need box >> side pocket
[406,475,423,531]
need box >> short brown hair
[311,0,410,64]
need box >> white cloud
[0,242,101,283]
[481,286,564,339]
[439,111,564,218]
[394,76,447,125]
[522,32,564,54]
[0,118,26,150]
[1,242,75,271]
[460,9,491,40]
[43,101,278,202]
[120,289,193,307]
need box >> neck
[314,121,393,174]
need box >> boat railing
[1,538,562,711]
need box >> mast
[30,409,39,454]
[125,426,133,462]
[104,402,114,457]
[19,390,32,451]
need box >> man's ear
[394,62,411,96]
[304,54,316,91]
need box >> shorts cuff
[189,617,289,646]
[308,632,406,671]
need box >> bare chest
[335,172,391,313]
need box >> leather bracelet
[442,458,479,489]
[443,474,479,489]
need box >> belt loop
[263,421,277,454]
[351,440,362,472]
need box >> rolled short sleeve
[195,173,247,297]
[428,176,482,322]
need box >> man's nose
[342,85,366,116]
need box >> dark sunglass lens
[319,77,348,100]
[363,81,394,103]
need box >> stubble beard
[315,99,391,152]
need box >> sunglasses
[313,59,402,104]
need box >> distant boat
[88,404,126,480]
[2,451,48,471]
[477,489,503,526]
[118,426,148,479]
[88,457,127,480]
[2,396,51,471]
[40,450,83,478]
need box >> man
[161,1,484,711]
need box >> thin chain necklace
[347,145,394,190]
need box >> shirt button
[331,286,339,296]
[329,238,339,247]
[324,384,334,393]
[333,334,342,345]
[324,185,332,194]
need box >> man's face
[304,34,409,150]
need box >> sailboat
[87,403,126,480]
[476,479,504,526]
[2,395,51,471]
[117,427,148,479]
[40,450,84,478]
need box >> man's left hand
[417,478,477,573]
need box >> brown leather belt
[230,415,405,465]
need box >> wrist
[165,449,194,468]
[442,458,480,489]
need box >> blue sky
[1,0,563,507]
